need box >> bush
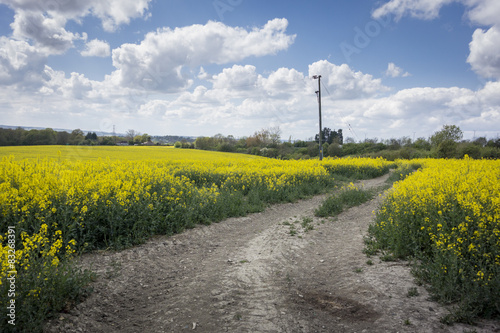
[327,143,342,157]
[458,143,481,159]
[307,143,319,157]
[481,147,500,159]
[437,140,458,158]
[217,143,235,152]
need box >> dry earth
[45,174,500,333]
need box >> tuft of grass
[315,183,376,218]
[379,253,397,262]
[439,314,455,326]
[283,216,316,236]
[300,217,314,232]
[407,287,419,297]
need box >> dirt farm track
[45,174,500,333]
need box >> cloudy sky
[0,0,499,141]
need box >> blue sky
[0,0,499,141]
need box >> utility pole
[312,75,323,160]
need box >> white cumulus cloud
[385,62,411,78]
[309,60,390,99]
[373,0,500,79]
[467,26,500,79]
[211,65,261,91]
[10,11,80,54]
[81,39,111,57]
[361,85,499,138]
[90,0,152,32]
[0,0,152,55]
[372,0,455,21]
[111,19,296,92]
[463,0,500,26]
[262,67,306,97]
[0,37,47,87]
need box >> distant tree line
[184,125,499,160]
[0,127,152,146]
[187,126,346,159]
[153,135,196,146]
[342,125,500,160]
[0,128,106,146]
[2,125,498,159]
[0,127,199,147]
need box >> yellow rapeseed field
[2,145,498,324]
[0,146,394,315]
[369,156,500,318]
[0,144,263,161]
[25,144,500,327]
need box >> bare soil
[45,174,500,333]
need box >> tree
[56,131,70,145]
[99,136,115,145]
[486,138,500,148]
[430,125,463,147]
[472,137,487,147]
[293,140,307,148]
[413,137,431,150]
[133,135,142,144]
[315,128,343,145]
[437,140,458,158]
[386,138,401,150]
[246,128,273,148]
[400,136,412,147]
[217,135,236,152]
[69,129,85,145]
[268,126,281,147]
[195,136,214,150]
[315,128,329,144]
[125,129,137,143]
[85,132,98,141]
[335,129,344,144]
[23,128,57,145]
